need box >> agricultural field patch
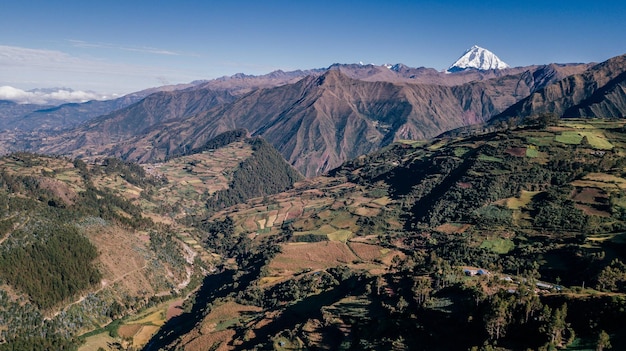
[427,139,448,150]
[570,180,620,190]
[325,296,371,319]
[133,325,160,348]
[479,238,515,254]
[144,143,255,216]
[525,146,539,158]
[396,139,428,146]
[353,206,380,217]
[55,170,84,184]
[575,204,611,217]
[583,172,626,185]
[526,136,555,146]
[585,233,616,243]
[182,330,236,351]
[347,242,384,261]
[435,222,471,234]
[326,230,352,242]
[454,147,471,157]
[118,324,142,339]
[555,131,583,145]
[372,196,392,206]
[570,172,626,191]
[242,216,259,232]
[124,188,142,197]
[78,332,117,351]
[505,147,526,157]
[578,131,614,149]
[126,308,166,327]
[329,212,357,229]
[505,190,540,210]
[269,241,358,273]
[285,205,304,221]
[169,302,263,350]
[572,187,608,205]
[315,209,333,220]
[212,302,260,327]
[563,122,597,129]
[258,276,284,286]
[477,154,503,163]
[266,213,278,228]
[349,195,376,208]
[317,224,338,235]
[292,217,320,232]
[257,218,267,230]
[166,299,184,320]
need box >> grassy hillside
[144,119,626,351]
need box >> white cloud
[0,85,113,105]
[67,39,184,56]
[0,45,203,95]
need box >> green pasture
[525,146,539,158]
[454,147,471,157]
[554,129,613,150]
[327,230,352,242]
[527,136,555,146]
[480,238,515,254]
[478,154,504,163]
[555,131,584,145]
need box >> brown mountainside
[0,81,204,132]
[33,88,236,156]
[108,65,586,177]
[329,62,591,86]
[330,62,527,85]
[198,68,325,95]
[495,53,626,120]
[28,62,590,177]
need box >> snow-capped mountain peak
[447,45,509,73]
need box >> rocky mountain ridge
[0,81,204,132]
[23,62,592,177]
[494,53,626,120]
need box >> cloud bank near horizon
[0,44,202,95]
[0,85,115,105]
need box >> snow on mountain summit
[447,45,509,72]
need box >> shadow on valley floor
[233,275,366,350]
[142,270,241,351]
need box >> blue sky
[1,0,625,96]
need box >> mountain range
[496,53,626,119]
[5,46,612,177]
